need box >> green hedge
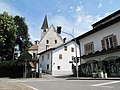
[0,60,24,78]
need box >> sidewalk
[0,78,34,90]
[67,77,120,80]
[38,73,120,80]
[40,74,120,80]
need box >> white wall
[39,50,52,74]
[80,22,120,56]
[52,41,80,76]
[38,26,63,53]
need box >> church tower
[41,15,49,39]
[38,15,63,53]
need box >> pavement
[41,74,120,80]
[0,78,34,90]
[67,77,120,80]
[34,74,120,80]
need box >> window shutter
[113,35,117,47]
[101,39,105,49]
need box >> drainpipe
[51,50,53,75]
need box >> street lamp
[57,27,79,78]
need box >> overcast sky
[0,0,120,43]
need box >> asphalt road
[21,78,120,90]
[1,78,120,90]
[26,80,120,90]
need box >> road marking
[91,81,120,86]
[0,88,12,90]
[90,81,120,88]
[25,84,38,90]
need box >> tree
[18,51,32,77]
[18,51,32,63]
[0,12,16,61]
[14,16,32,53]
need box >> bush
[0,60,24,78]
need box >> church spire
[41,15,48,30]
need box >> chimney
[57,26,62,34]
[34,40,39,45]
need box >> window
[101,34,117,50]
[64,46,67,51]
[47,64,49,70]
[55,40,57,44]
[46,40,49,44]
[84,42,94,55]
[46,45,49,50]
[33,53,36,57]
[71,47,74,52]
[42,55,44,61]
[40,64,42,68]
[57,66,61,70]
[59,54,62,59]
[72,56,74,60]
[47,53,49,60]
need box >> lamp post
[57,27,79,78]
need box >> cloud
[0,1,21,16]
[76,6,83,12]
[49,4,106,41]
[49,14,93,40]
[97,3,102,8]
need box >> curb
[66,77,120,80]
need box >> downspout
[79,40,82,65]
[51,50,53,75]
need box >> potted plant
[97,67,104,78]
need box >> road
[6,77,120,90]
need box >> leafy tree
[0,12,33,78]
[18,51,32,63]
[18,51,32,76]
[0,12,16,61]
[14,16,32,53]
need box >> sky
[0,0,120,43]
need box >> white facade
[77,10,120,77]
[80,21,120,63]
[39,41,80,76]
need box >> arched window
[46,40,49,44]
[55,40,57,44]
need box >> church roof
[29,44,38,51]
[41,15,49,29]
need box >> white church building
[37,16,80,76]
